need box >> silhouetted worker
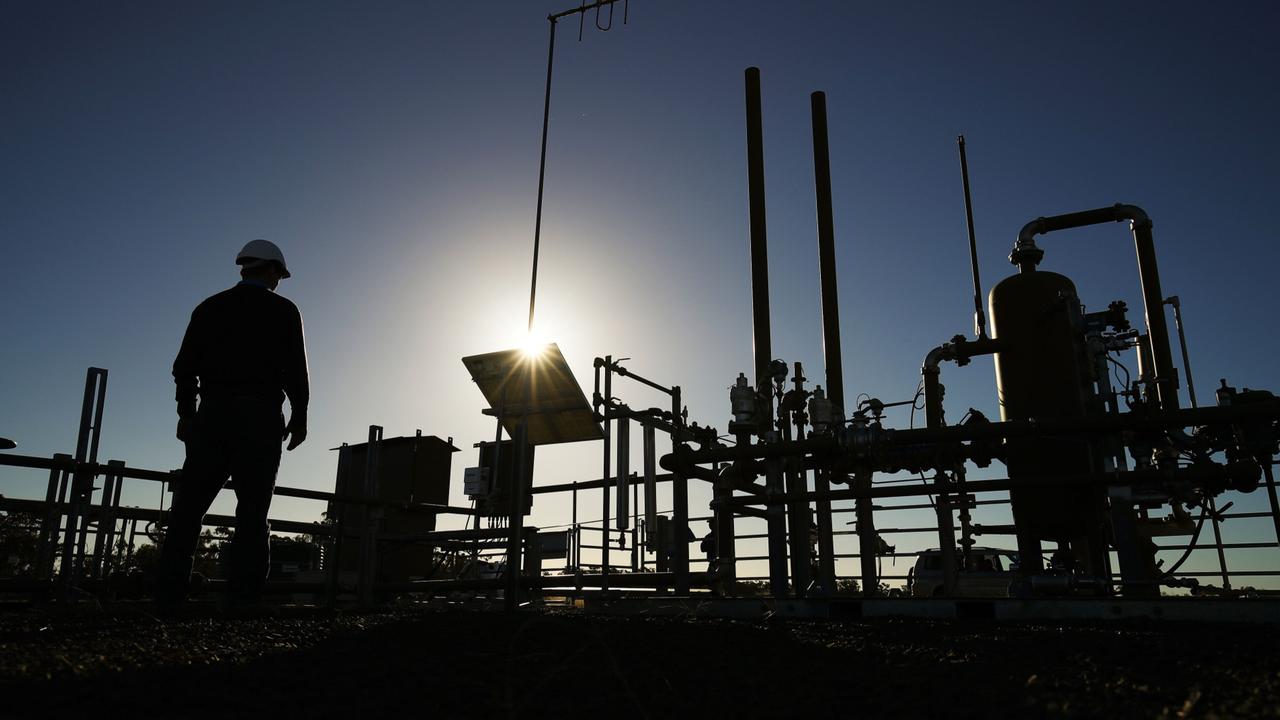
[654,519,695,574]
[700,520,717,565]
[701,519,723,595]
[157,239,309,609]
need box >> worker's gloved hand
[176,416,193,443]
[283,415,307,451]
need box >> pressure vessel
[990,269,1099,540]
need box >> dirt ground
[1,604,1277,718]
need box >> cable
[594,0,615,31]
[908,379,925,423]
[1160,504,1209,578]
[1108,354,1133,409]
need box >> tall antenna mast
[957,134,987,339]
[527,0,630,333]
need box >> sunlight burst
[520,331,551,359]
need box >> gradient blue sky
[3,1,1278,584]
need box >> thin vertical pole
[91,472,116,578]
[359,425,383,608]
[716,438,740,589]
[327,444,351,606]
[601,358,612,592]
[957,135,987,339]
[1164,298,1199,410]
[482,387,507,588]
[1264,464,1280,550]
[88,369,107,465]
[765,456,788,597]
[528,17,559,332]
[783,412,810,597]
[1163,296,1228,588]
[671,386,690,594]
[616,418,630,530]
[572,480,581,588]
[37,455,71,580]
[63,368,106,595]
[106,463,124,573]
[125,518,137,564]
[528,0,627,329]
[642,423,656,575]
[782,364,808,597]
[631,470,639,571]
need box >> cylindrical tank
[990,270,1099,541]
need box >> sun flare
[520,332,551,359]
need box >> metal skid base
[575,595,1280,624]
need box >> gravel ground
[1,604,1277,718]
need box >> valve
[1216,379,1280,460]
[809,385,835,434]
[962,408,996,468]
[729,373,757,433]
[768,358,789,385]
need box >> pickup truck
[907,547,1018,597]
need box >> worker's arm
[172,306,203,441]
[282,304,310,451]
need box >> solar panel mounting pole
[527,0,629,333]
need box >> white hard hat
[236,239,291,278]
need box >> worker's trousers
[157,397,283,604]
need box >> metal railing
[4,366,1279,605]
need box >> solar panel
[461,343,604,446]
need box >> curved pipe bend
[1016,203,1150,249]
[920,337,1004,430]
[923,345,953,374]
[1007,202,1178,410]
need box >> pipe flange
[1009,241,1044,270]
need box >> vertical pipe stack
[809,91,841,594]
[744,67,789,597]
[745,67,773,396]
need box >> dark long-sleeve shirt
[173,282,309,419]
